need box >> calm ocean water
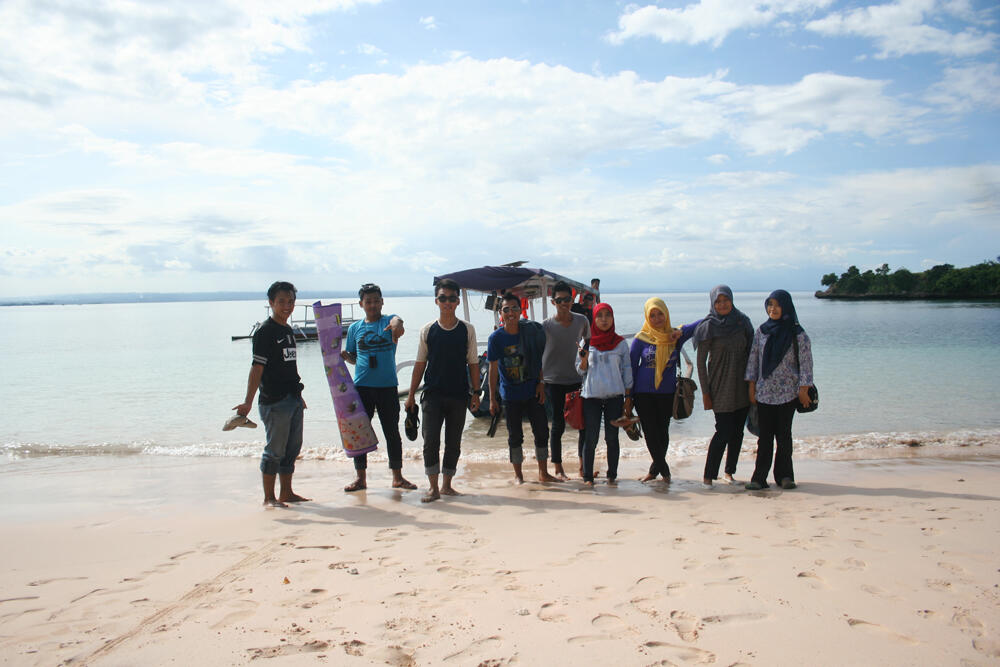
[2,292,999,465]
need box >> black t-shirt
[570,303,593,326]
[423,320,471,399]
[252,318,304,405]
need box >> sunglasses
[552,297,572,304]
[501,305,521,313]
[436,294,459,303]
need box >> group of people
[233,279,814,506]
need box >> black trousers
[355,386,403,471]
[751,400,797,485]
[421,393,467,476]
[503,396,549,464]
[703,406,749,480]
[582,396,623,482]
[544,382,583,465]
[634,392,674,479]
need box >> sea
[2,292,999,468]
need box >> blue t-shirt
[345,315,398,387]
[488,327,536,402]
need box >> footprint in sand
[643,640,716,664]
[538,602,567,622]
[210,599,259,629]
[443,635,504,662]
[342,639,366,656]
[702,612,769,625]
[845,618,918,645]
[668,611,703,642]
[373,645,417,666]
[796,571,830,590]
[950,610,984,637]
[926,579,952,592]
[860,584,898,600]
[247,640,329,660]
[567,634,615,645]
[841,557,867,571]
[972,637,1000,658]
[937,561,965,574]
[591,613,629,633]
[629,575,664,591]
[704,576,748,588]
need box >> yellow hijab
[635,297,675,389]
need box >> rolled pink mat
[314,301,378,458]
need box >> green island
[815,258,1000,300]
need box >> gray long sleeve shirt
[696,328,751,413]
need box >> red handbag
[564,389,584,431]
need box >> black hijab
[760,289,803,379]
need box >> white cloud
[420,16,437,30]
[358,43,385,56]
[607,0,833,47]
[805,0,997,58]
[707,153,731,164]
[925,63,1000,113]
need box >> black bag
[672,356,697,420]
[793,338,818,414]
[746,403,760,436]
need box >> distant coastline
[0,290,430,307]
[815,259,1000,301]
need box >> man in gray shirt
[542,281,591,479]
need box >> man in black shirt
[234,281,310,507]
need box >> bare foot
[392,477,418,490]
[724,473,735,484]
[421,489,441,503]
[278,493,310,503]
[607,478,618,487]
[582,480,594,488]
[702,478,713,488]
[554,464,568,478]
[514,475,525,485]
[344,479,367,493]
[440,486,462,496]
[263,498,287,508]
[539,472,563,483]
[638,473,657,483]
[554,470,570,481]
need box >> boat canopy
[433,265,597,322]
[433,266,595,301]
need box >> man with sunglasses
[542,281,591,480]
[342,283,415,492]
[404,279,480,503]
[488,292,560,484]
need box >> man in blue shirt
[342,283,415,492]
[488,292,560,484]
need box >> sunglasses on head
[552,296,572,304]
[436,294,459,303]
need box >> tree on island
[816,257,1000,299]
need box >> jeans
[259,394,304,475]
[634,392,673,479]
[354,386,403,471]
[421,393,467,476]
[751,400,797,485]
[703,406,750,480]
[582,396,623,482]
[545,382,583,465]
[503,396,549,464]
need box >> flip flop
[609,415,640,428]
[624,421,642,441]
[486,409,502,437]
[223,414,257,431]
[404,404,420,441]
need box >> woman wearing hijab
[629,298,702,483]
[693,286,754,487]
[744,290,814,490]
[576,303,633,486]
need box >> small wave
[4,428,999,463]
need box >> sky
[1,0,998,297]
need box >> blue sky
[1,0,998,297]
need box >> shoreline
[2,453,998,665]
